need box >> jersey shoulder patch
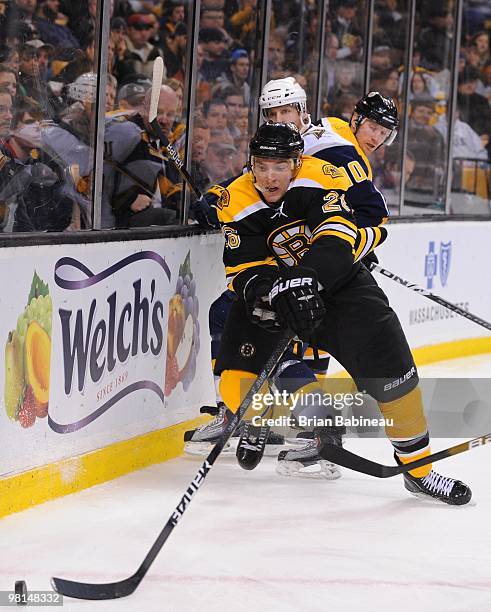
[217,173,265,223]
[293,156,352,192]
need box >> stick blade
[321,443,398,478]
[51,574,140,600]
[149,56,164,123]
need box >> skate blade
[276,460,342,480]
[405,489,473,507]
[184,440,236,456]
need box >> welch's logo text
[60,278,164,394]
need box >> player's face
[252,157,294,203]
[264,104,301,129]
[355,118,392,154]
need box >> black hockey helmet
[249,122,304,162]
[352,91,399,145]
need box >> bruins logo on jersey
[268,220,312,266]
[216,188,230,211]
[322,163,345,179]
[222,225,240,249]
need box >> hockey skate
[184,403,236,455]
[277,426,344,480]
[395,454,472,505]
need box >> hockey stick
[369,262,491,332]
[148,57,218,228]
[322,433,491,478]
[51,330,293,600]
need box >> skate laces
[421,471,455,497]
[196,405,227,433]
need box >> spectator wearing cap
[457,65,491,140]
[331,0,363,61]
[17,40,54,108]
[203,129,237,184]
[34,0,80,50]
[418,7,454,72]
[213,48,250,104]
[160,21,187,82]
[199,27,229,82]
[116,81,148,114]
[124,12,165,80]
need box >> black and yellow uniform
[215,155,432,477]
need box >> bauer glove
[269,266,326,341]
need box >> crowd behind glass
[0,0,489,233]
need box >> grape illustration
[165,251,201,395]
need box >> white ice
[1,355,491,612]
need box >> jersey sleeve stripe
[230,200,270,222]
[311,229,356,247]
[225,257,277,276]
[312,221,357,242]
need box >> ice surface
[1,356,490,612]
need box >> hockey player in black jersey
[212,122,471,505]
[186,82,398,476]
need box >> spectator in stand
[203,129,236,184]
[470,31,490,68]
[160,1,185,36]
[377,0,407,51]
[374,67,400,102]
[194,42,212,108]
[418,6,454,72]
[331,0,363,61]
[200,7,226,31]
[476,61,491,103]
[190,116,211,194]
[53,33,95,85]
[123,12,165,80]
[408,71,436,101]
[202,97,229,136]
[235,104,249,137]
[161,21,186,82]
[324,33,339,95]
[229,0,257,50]
[0,64,18,99]
[34,0,80,50]
[406,97,446,195]
[327,60,360,106]
[457,65,491,141]
[371,45,393,71]
[268,30,286,76]
[17,40,55,110]
[213,48,251,104]
[102,84,180,228]
[10,0,38,38]
[106,73,117,112]
[199,27,229,83]
[221,86,245,138]
[329,91,358,121]
[116,81,149,114]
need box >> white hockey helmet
[259,77,308,119]
[67,72,98,104]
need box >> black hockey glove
[269,266,326,341]
[243,270,279,330]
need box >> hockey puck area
[14,580,27,605]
